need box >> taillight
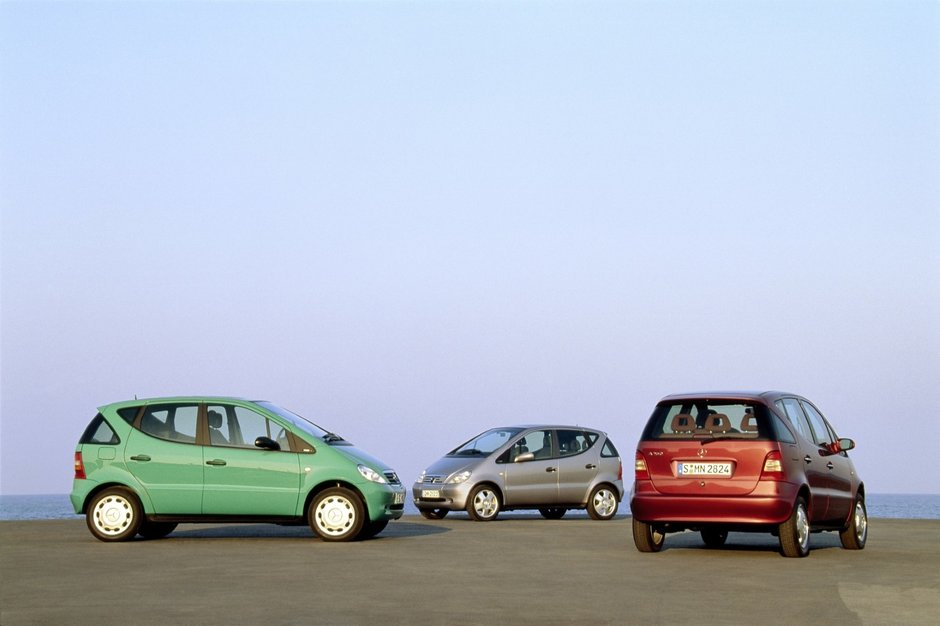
[74,451,86,480]
[635,452,649,480]
[760,450,784,481]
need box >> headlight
[447,470,471,485]
[358,464,387,484]
[415,471,426,484]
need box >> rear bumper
[630,479,799,525]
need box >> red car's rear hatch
[640,439,777,496]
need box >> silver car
[413,425,624,521]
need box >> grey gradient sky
[1,1,938,496]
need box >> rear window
[641,401,777,441]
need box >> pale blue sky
[1,1,938,496]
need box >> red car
[630,391,867,557]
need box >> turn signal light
[635,452,649,480]
[74,452,86,480]
[760,450,784,480]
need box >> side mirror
[255,436,281,451]
[514,452,535,463]
[836,437,855,452]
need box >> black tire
[419,508,449,520]
[701,528,728,548]
[466,485,500,521]
[779,496,810,557]
[839,494,868,550]
[539,507,567,520]
[632,517,664,553]
[587,485,619,520]
[86,487,143,542]
[358,519,389,540]
[308,487,365,542]
[138,521,178,539]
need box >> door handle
[206,459,227,466]
[585,464,597,469]
[545,467,557,473]
[130,455,151,462]
[826,462,834,470]
[804,455,812,464]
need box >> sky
[1,1,938,497]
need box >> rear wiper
[322,432,344,443]
[700,436,738,445]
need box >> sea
[1,493,939,521]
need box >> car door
[778,398,830,520]
[801,400,853,522]
[502,429,559,506]
[124,403,204,514]
[201,403,302,516]
[555,429,598,504]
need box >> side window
[208,405,286,450]
[140,404,199,443]
[558,429,589,457]
[800,401,834,447]
[601,438,619,458]
[80,414,120,445]
[117,407,140,425]
[778,398,813,442]
[527,429,555,460]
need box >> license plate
[677,462,732,476]
[393,491,405,505]
[421,489,441,498]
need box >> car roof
[99,396,259,410]
[658,391,801,404]
[503,424,604,433]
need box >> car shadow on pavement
[658,530,845,554]
[167,520,450,540]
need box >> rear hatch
[638,399,780,496]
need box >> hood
[421,455,482,479]
[334,444,395,473]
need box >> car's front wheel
[466,485,500,521]
[419,508,448,520]
[839,494,868,550]
[86,487,143,542]
[632,518,665,552]
[701,528,728,548]
[587,485,619,520]
[539,507,566,520]
[309,487,365,542]
[779,496,810,557]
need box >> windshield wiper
[700,436,738,445]
[322,432,345,443]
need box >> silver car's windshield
[256,401,351,445]
[448,427,523,457]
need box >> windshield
[256,401,351,445]
[448,427,523,457]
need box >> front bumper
[361,483,407,521]
[412,481,473,511]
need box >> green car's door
[124,403,204,513]
[201,403,302,515]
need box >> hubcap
[93,495,133,536]
[593,489,617,517]
[316,495,355,536]
[796,504,810,550]
[855,501,868,542]
[474,490,498,518]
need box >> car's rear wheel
[539,507,567,520]
[309,487,365,542]
[632,518,665,552]
[466,485,500,521]
[86,487,143,542]
[701,528,728,548]
[587,485,619,520]
[419,508,449,520]
[779,496,810,557]
[839,494,868,550]
[358,519,389,540]
[138,521,178,539]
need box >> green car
[70,397,405,542]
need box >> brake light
[635,452,649,480]
[74,452,86,480]
[760,450,784,481]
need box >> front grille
[422,475,444,484]
[384,471,401,485]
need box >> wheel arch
[303,480,367,518]
[80,482,149,515]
